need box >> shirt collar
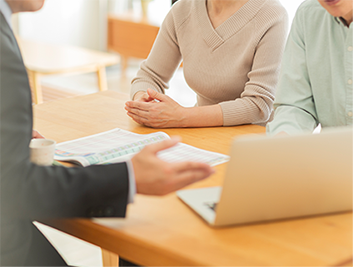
[334,16,350,28]
[0,0,13,29]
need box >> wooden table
[33,91,353,266]
[17,37,119,104]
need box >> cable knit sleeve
[130,7,183,99]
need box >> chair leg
[101,249,118,267]
[97,66,108,91]
[27,70,43,104]
[120,56,128,79]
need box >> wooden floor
[35,222,104,267]
[40,85,80,102]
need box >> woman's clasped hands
[125,88,187,128]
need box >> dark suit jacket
[0,12,130,266]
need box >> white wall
[16,0,305,51]
[18,0,101,50]
[279,0,305,25]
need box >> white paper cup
[29,139,56,166]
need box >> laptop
[177,127,353,227]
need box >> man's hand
[32,129,45,139]
[131,137,214,196]
[126,88,187,128]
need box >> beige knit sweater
[131,0,288,126]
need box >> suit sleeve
[0,19,129,221]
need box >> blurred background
[17,0,306,266]
[14,0,303,50]
[13,0,306,106]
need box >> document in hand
[54,128,229,167]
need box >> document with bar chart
[54,128,229,167]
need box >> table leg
[27,70,43,104]
[121,56,128,78]
[101,249,118,267]
[97,66,108,91]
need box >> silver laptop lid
[214,127,353,226]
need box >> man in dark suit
[0,0,213,266]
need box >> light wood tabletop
[17,37,119,104]
[33,91,353,267]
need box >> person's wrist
[133,91,146,101]
[179,107,190,127]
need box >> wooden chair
[17,37,119,104]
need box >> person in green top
[267,0,353,135]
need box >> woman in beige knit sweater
[125,0,288,128]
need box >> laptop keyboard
[204,202,218,211]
